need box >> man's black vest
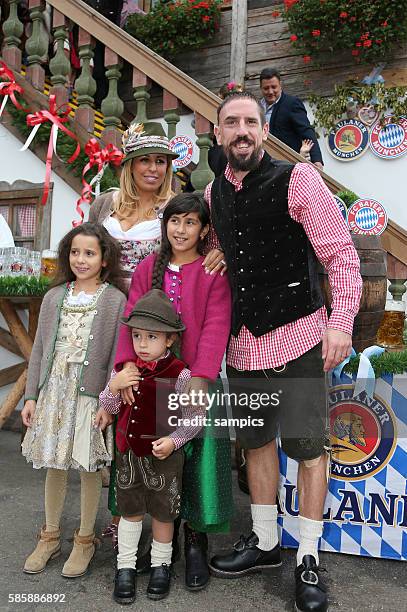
[211,154,324,337]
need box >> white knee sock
[296,515,323,567]
[151,539,172,568]
[117,518,142,570]
[251,504,278,551]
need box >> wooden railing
[1,0,407,273]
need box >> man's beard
[223,138,262,172]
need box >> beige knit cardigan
[25,283,126,401]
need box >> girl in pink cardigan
[114,192,232,591]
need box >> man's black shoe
[294,555,328,612]
[184,523,210,591]
[209,532,281,578]
[113,568,136,605]
[146,563,172,600]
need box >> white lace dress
[22,284,112,472]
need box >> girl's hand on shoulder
[152,437,175,460]
[114,364,141,404]
[21,400,36,427]
[94,408,113,431]
[184,377,209,409]
[203,249,227,276]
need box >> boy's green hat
[121,289,186,333]
[121,121,179,165]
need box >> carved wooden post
[74,29,96,132]
[230,0,247,84]
[25,0,48,91]
[163,91,180,140]
[387,255,407,302]
[2,0,24,70]
[190,113,214,192]
[100,49,124,147]
[49,10,70,107]
[132,67,151,124]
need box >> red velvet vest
[115,353,186,457]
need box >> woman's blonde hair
[112,157,174,220]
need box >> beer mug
[27,251,42,278]
[41,249,58,278]
[376,300,405,348]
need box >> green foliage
[0,275,51,296]
[309,82,407,131]
[125,0,222,60]
[336,189,359,208]
[344,349,407,377]
[284,0,407,65]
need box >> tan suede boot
[61,530,97,578]
[23,526,61,574]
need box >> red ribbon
[75,138,123,225]
[25,95,80,206]
[0,60,28,112]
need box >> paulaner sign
[278,379,407,560]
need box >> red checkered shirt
[205,161,362,370]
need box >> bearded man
[204,92,362,612]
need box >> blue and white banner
[278,372,407,561]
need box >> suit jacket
[267,91,323,164]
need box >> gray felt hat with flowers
[121,289,186,333]
[121,121,179,165]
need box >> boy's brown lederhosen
[116,448,184,522]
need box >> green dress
[180,379,233,533]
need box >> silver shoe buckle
[301,569,319,586]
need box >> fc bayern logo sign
[369,116,407,159]
[327,119,369,161]
[169,135,194,168]
[329,386,397,481]
[347,198,388,236]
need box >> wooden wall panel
[175,4,407,100]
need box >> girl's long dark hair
[52,222,126,294]
[152,193,210,289]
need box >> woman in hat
[89,122,178,288]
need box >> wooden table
[0,296,42,429]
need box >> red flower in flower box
[363,39,372,47]
[272,10,280,18]
[339,11,348,18]
[202,15,210,22]
[352,50,359,56]
[290,34,298,41]
[303,55,311,63]
[312,29,321,37]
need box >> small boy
[99,290,204,603]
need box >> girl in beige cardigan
[21,223,127,579]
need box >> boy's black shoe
[113,568,136,605]
[294,555,328,612]
[209,532,281,578]
[184,523,210,590]
[146,563,172,600]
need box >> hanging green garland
[6,105,120,192]
[0,276,51,297]
[344,350,407,378]
[309,82,407,132]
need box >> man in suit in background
[259,67,323,169]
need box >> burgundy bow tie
[133,356,158,372]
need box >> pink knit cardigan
[114,254,231,380]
